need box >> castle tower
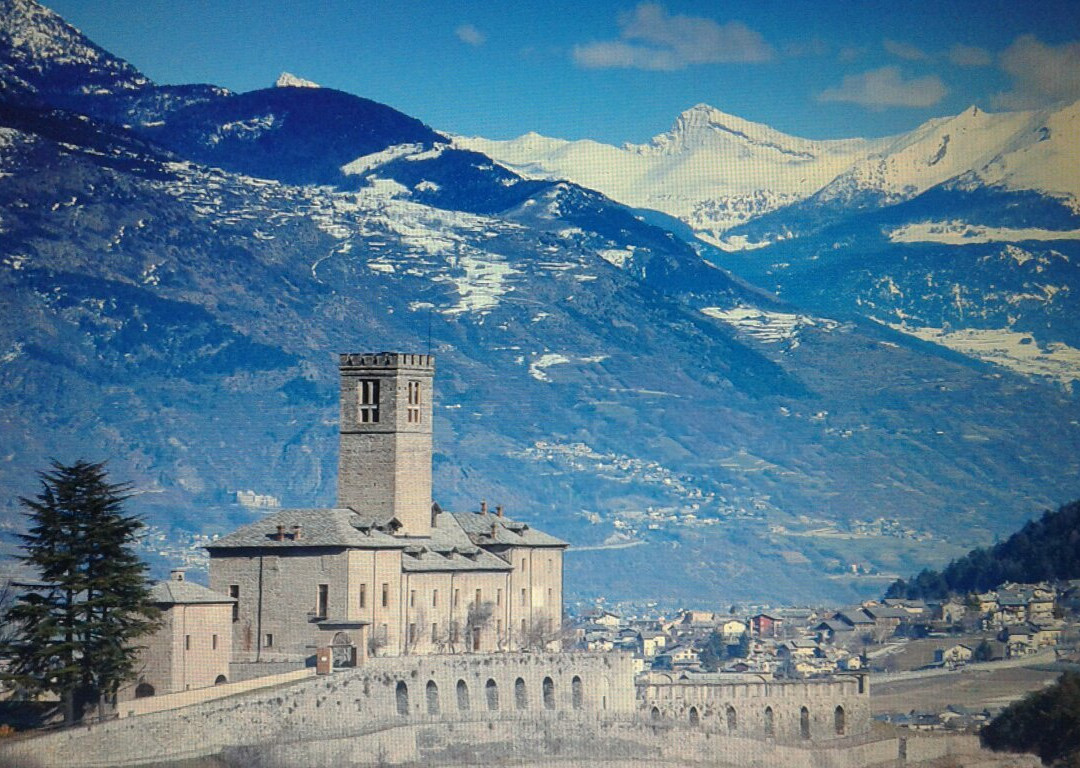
[337,352,435,537]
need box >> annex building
[206,352,567,667]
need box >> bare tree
[465,601,494,652]
[520,615,561,652]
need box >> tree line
[885,499,1080,601]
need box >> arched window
[214,675,227,685]
[396,681,409,716]
[688,706,700,726]
[571,676,583,710]
[834,705,845,736]
[800,706,811,740]
[134,682,155,698]
[485,678,499,711]
[726,705,737,734]
[651,706,661,722]
[515,677,528,710]
[456,679,470,712]
[542,676,556,710]
[426,680,439,715]
[764,706,774,738]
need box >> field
[871,661,1063,715]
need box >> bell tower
[337,352,435,537]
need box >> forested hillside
[886,499,1080,600]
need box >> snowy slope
[459,101,1080,248]
[456,104,885,243]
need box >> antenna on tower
[427,304,433,356]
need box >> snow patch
[888,323,1080,386]
[701,307,839,345]
[342,144,425,176]
[529,353,608,382]
[888,220,1080,244]
[275,72,320,88]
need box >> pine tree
[0,460,159,723]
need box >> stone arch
[834,705,845,736]
[764,706,774,738]
[542,676,556,710]
[214,675,227,685]
[426,680,439,715]
[800,706,811,740]
[331,631,356,667]
[456,679,470,712]
[651,705,661,722]
[485,678,499,711]
[688,706,700,726]
[571,675,583,710]
[726,704,737,734]
[514,677,528,710]
[134,682,155,698]
[395,681,409,716]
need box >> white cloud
[949,43,992,68]
[884,39,929,61]
[573,3,773,71]
[455,23,486,47]
[993,34,1080,109]
[817,66,947,108]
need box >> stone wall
[638,674,870,743]
[0,652,634,768]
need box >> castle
[132,353,566,699]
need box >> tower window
[432,589,438,608]
[382,583,389,608]
[359,583,366,609]
[229,585,239,621]
[407,380,422,424]
[358,379,380,423]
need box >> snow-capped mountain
[458,100,1080,250]
[457,104,886,245]
[4,0,1080,605]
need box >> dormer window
[407,380,421,424]
[358,379,380,423]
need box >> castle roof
[453,511,568,548]
[400,511,512,572]
[149,578,234,606]
[205,508,408,551]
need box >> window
[408,623,417,645]
[453,588,460,607]
[432,623,439,643]
[317,584,329,618]
[185,635,191,651]
[229,585,239,621]
[475,588,482,605]
[212,634,218,650]
[521,588,527,606]
[547,588,552,604]
[521,618,526,637]
[264,633,274,648]
[497,619,503,637]
[407,380,421,423]
[357,379,380,423]
[432,589,438,608]
[496,588,502,606]
[410,589,416,608]
[521,558,526,571]
[359,583,366,609]
[543,677,555,710]
[382,583,389,608]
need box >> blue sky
[50,0,1080,143]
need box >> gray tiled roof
[150,579,234,606]
[205,508,409,550]
[453,511,567,548]
[401,511,512,572]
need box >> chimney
[275,524,286,542]
[170,569,185,582]
[490,522,498,538]
[496,505,504,518]
[481,500,488,515]
[292,524,302,541]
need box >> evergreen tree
[0,460,159,723]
